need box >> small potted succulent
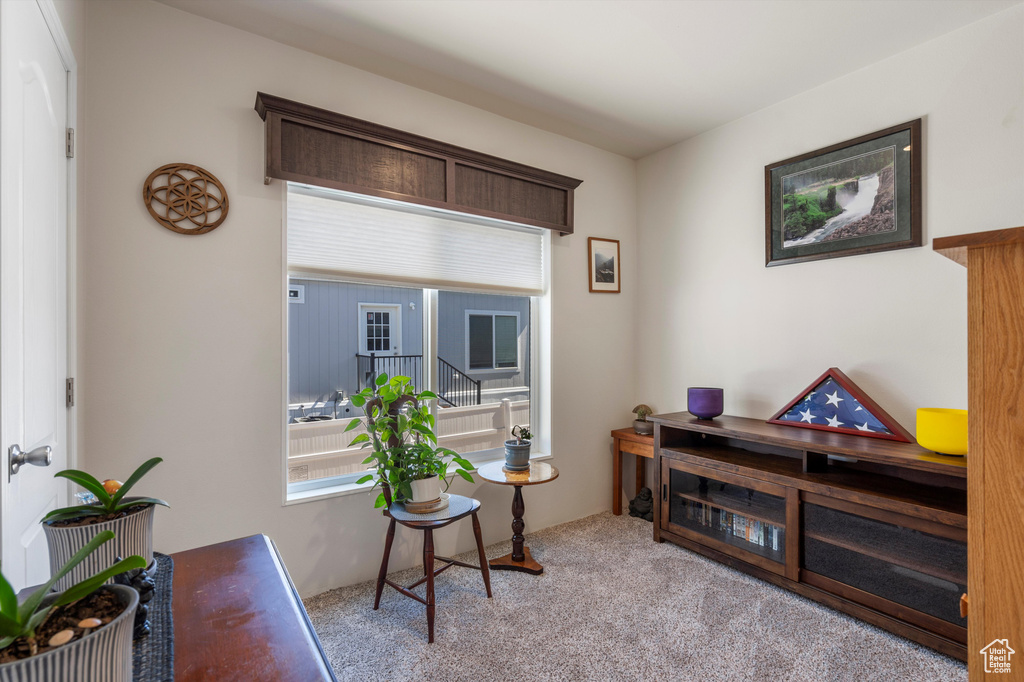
[0,530,144,682]
[632,404,654,435]
[347,373,474,509]
[504,425,532,471]
[42,458,168,591]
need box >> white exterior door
[358,303,401,355]
[1,0,72,591]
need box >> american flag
[775,377,892,435]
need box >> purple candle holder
[688,387,724,420]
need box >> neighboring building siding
[437,291,530,398]
[288,279,422,408]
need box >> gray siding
[288,279,422,408]
[437,291,530,394]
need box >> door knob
[9,444,52,476]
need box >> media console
[650,413,968,660]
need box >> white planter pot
[409,476,440,503]
[0,585,138,682]
[43,498,156,592]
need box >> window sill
[283,452,553,506]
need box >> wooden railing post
[501,399,513,441]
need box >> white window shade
[287,185,545,294]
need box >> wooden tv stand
[650,413,968,660]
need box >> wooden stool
[373,494,492,643]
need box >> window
[467,311,519,371]
[285,185,547,500]
[358,303,401,354]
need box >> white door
[1,0,72,591]
[359,303,402,355]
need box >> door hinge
[66,378,75,408]
[66,128,75,158]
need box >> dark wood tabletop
[172,534,336,682]
[649,413,966,478]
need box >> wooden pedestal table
[476,461,559,575]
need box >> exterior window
[467,312,519,371]
[285,185,545,500]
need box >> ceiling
[156,0,1019,158]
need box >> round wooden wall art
[143,163,229,235]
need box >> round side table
[476,461,559,575]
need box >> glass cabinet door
[803,501,967,629]
[662,461,788,570]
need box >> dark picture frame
[765,119,921,267]
[588,237,620,293]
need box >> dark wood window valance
[254,93,583,233]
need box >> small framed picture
[588,237,620,293]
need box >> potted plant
[632,404,654,435]
[0,530,145,682]
[42,458,168,591]
[346,373,474,509]
[504,425,532,471]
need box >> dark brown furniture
[374,494,491,644]
[476,461,559,574]
[172,534,336,682]
[934,225,1024,679]
[254,93,582,234]
[649,413,968,660]
[611,428,654,515]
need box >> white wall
[79,0,636,596]
[635,7,1024,432]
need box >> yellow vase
[916,408,968,456]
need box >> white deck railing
[287,399,530,483]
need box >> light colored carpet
[304,512,966,681]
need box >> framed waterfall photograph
[588,237,620,293]
[765,119,921,267]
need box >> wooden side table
[611,428,654,515]
[476,461,559,575]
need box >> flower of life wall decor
[143,163,229,235]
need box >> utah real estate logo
[980,639,1015,674]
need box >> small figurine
[114,557,156,639]
[628,487,654,522]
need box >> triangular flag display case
[767,367,913,443]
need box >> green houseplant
[503,424,532,471]
[41,458,169,591]
[0,530,144,681]
[346,374,474,509]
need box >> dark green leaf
[456,469,475,483]
[355,474,374,484]
[350,394,366,408]
[343,418,362,432]
[0,574,16,621]
[373,493,386,508]
[110,457,163,506]
[41,504,105,523]
[0,612,23,638]
[418,390,438,400]
[54,470,111,507]
[19,530,116,623]
[52,555,147,608]
[375,373,389,386]
[114,497,169,513]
